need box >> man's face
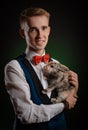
[22,15,50,53]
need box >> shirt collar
[25,48,45,62]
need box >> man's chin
[29,46,44,52]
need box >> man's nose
[37,30,43,37]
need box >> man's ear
[19,29,25,39]
[48,26,51,36]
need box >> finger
[68,74,79,89]
[68,77,78,84]
[68,71,78,80]
[68,70,78,77]
[69,80,78,89]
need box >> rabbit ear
[60,64,69,72]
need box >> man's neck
[29,47,45,55]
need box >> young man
[4,7,78,130]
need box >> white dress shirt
[4,48,64,124]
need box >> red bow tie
[32,54,50,65]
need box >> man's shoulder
[5,59,20,70]
[5,53,26,68]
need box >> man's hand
[66,70,79,109]
[66,90,78,109]
[68,70,79,92]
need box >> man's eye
[42,26,48,30]
[29,28,36,32]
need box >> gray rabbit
[42,61,77,103]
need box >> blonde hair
[19,7,50,28]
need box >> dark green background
[0,0,87,130]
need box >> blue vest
[13,54,67,130]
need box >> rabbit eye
[50,65,54,68]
